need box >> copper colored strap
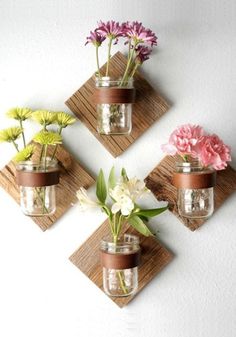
[16,169,60,187]
[172,171,216,189]
[93,88,136,104]
[100,249,141,269]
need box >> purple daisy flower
[135,45,152,64]
[85,30,106,47]
[96,20,124,44]
[124,21,157,47]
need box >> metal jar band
[16,169,60,187]
[172,170,216,189]
[100,249,141,270]
[93,88,136,104]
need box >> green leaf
[138,215,149,223]
[121,167,129,182]
[128,215,153,237]
[96,169,107,204]
[108,166,116,190]
[135,206,168,218]
[101,205,112,218]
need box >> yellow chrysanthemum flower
[0,127,23,143]
[6,107,32,121]
[33,131,62,146]
[31,110,56,126]
[13,145,35,163]
[54,112,76,128]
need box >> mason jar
[100,234,141,297]
[94,77,135,135]
[16,158,59,216]
[173,162,216,219]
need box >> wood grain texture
[65,52,169,157]
[145,156,236,231]
[69,220,173,308]
[0,144,95,231]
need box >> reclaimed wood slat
[0,144,95,231]
[69,220,173,308]
[65,52,170,157]
[145,156,236,231]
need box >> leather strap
[172,171,216,189]
[100,249,141,269]
[16,169,60,187]
[94,88,136,104]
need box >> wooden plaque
[145,156,236,231]
[65,52,170,157]
[69,220,173,308]
[0,144,95,231]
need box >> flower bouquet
[77,167,167,297]
[162,124,231,219]
[0,107,76,216]
[86,20,157,135]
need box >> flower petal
[111,203,121,214]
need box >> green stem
[129,63,139,78]
[51,126,63,160]
[113,235,118,245]
[127,40,131,59]
[120,45,136,86]
[43,145,48,170]
[42,144,48,214]
[117,271,129,294]
[35,187,49,214]
[38,124,47,165]
[115,214,123,239]
[113,213,117,236]
[127,58,135,76]
[34,144,49,214]
[111,213,129,295]
[182,155,189,162]
[108,218,115,238]
[39,145,44,164]
[19,120,26,148]
[12,141,19,152]
[96,45,101,78]
[106,38,112,76]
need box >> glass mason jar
[100,234,141,297]
[94,77,135,135]
[16,158,59,217]
[173,162,216,219]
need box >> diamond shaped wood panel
[65,52,170,157]
[145,156,236,231]
[0,144,95,231]
[69,220,173,308]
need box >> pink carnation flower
[161,124,204,158]
[196,134,231,170]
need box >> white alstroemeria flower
[109,177,149,216]
[109,182,129,201]
[111,194,134,216]
[76,187,99,211]
[126,178,150,201]
[110,178,149,202]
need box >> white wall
[0,1,236,336]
